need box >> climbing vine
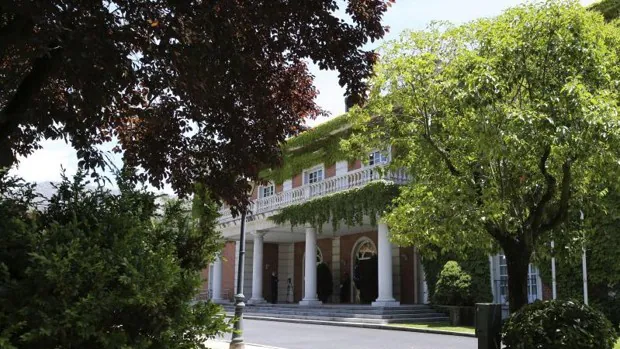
[270,181,399,233]
[259,114,353,184]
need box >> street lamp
[230,209,247,349]
[230,181,254,349]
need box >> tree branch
[421,133,461,176]
[524,145,556,231]
[540,159,572,234]
[0,14,34,59]
[0,46,63,136]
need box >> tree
[0,172,229,348]
[0,0,392,207]
[589,0,620,22]
[345,0,620,312]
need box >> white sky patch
[12,0,602,187]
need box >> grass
[389,322,475,334]
[615,339,620,349]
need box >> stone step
[237,308,439,316]
[237,313,450,325]
[236,310,446,320]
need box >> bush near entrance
[433,261,473,306]
[422,246,492,306]
[502,300,619,349]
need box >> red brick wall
[276,183,283,193]
[200,267,209,292]
[399,246,416,304]
[292,173,302,188]
[348,159,362,171]
[325,164,336,178]
[262,243,279,303]
[221,241,236,301]
[251,186,258,200]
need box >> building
[202,114,548,313]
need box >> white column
[211,255,224,303]
[300,226,321,306]
[249,232,266,304]
[372,221,400,307]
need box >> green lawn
[615,339,620,349]
[390,322,475,334]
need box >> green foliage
[346,0,620,311]
[423,247,493,305]
[590,0,620,22]
[502,300,619,349]
[536,189,620,325]
[259,114,353,184]
[269,181,399,232]
[0,173,230,349]
[432,261,473,306]
[317,262,333,303]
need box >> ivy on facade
[259,113,353,184]
[269,181,399,233]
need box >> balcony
[217,164,410,225]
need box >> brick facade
[221,241,236,301]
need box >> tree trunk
[503,243,531,313]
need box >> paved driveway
[223,319,477,349]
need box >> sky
[12,0,599,191]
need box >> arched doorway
[301,246,323,299]
[351,237,378,304]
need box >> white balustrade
[217,165,411,224]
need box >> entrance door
[351,238,378,304]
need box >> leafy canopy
[345,0,620,256]
[0,0,392,207]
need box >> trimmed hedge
[502,300,618,349]
[423,246,492,306]
[432,261,473,306]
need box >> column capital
[251,231,267,238]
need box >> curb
[226,314,476,338]
[208,339,287,349]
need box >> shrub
[317,262,333,303]
[502,300,619,349]
[0,173,230,348]
[422,246,492,305]
[432,261,473,306]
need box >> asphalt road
[223,319,477,349]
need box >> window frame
[259,183,275,198]
[367,148,390,167]
[303,164,325,185]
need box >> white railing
[217,165,410,224]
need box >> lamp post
[230,209,247,349]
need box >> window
[259,184,274,198]
[497,254,540,304]
[368,150,389,166]
[356,239,377,261]
[304,166,324,184]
